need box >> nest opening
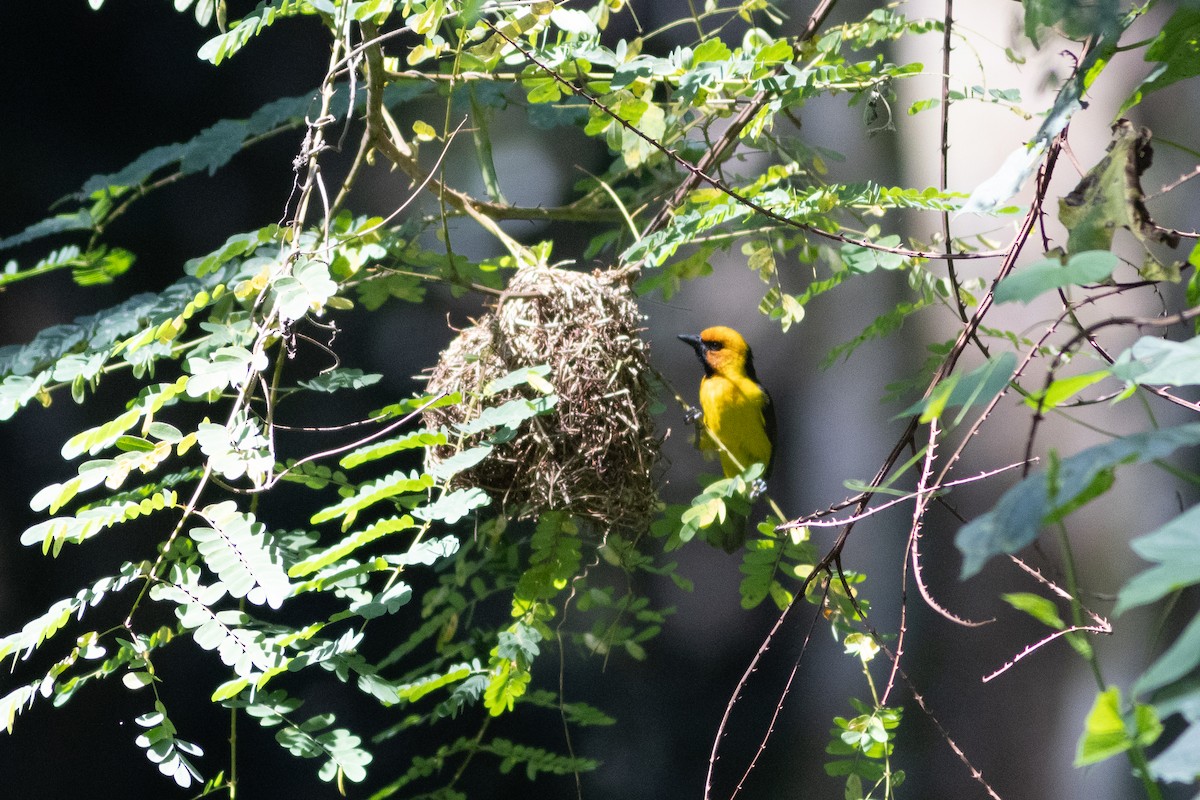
[424,265,661,532]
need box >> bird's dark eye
[703,340,723,351]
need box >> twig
[1025,303,1200,465]
[907,421,994,629]
[253,393,447,491]
[938,0,971,327]
[902,665,1005,800]
[359,20,531,261]
[702,576,828,800]
[649,0,839,236]
[785,459,1031,529]
[727,587,827,800]
[794,112,1070,572]
[983,622,1111,684]
[1148,162,1200,199]
[1009,553,1113,623]
[850,613,1007,798]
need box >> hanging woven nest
[423,264,660,532]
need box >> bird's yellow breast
[699,373,772,478]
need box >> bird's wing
[761,388,777,479]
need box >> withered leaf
[1059,120,1180,266]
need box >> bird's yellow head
[677,325,758,381]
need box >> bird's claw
[683,407,704,425]
[749,478,768,500]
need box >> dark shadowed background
[2,2,1196,799]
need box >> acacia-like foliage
[3,1,1200,798]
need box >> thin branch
[648,0,839,237]
[1025,303,1200,464]
[360,20,530,260]
[934,305,1066,492]
[253,393,447,492]
[792,116,1069,567]
[727,587,827,800]
[702,577,829,800]
[1148,162,1200,199]
[852,616,1007,798]
[1009,554,1109,617]
[900,664,1006,800]
[938,0,971,327]
[982,622,1112,684]
[786,459,1031,530]
[907,421,994,628]
[884,542,909,707]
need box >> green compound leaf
[339,429,446,470]
[298,369,382,394]
[412,487,491,524]
[1002,592,1065,629]
[993,250,1117,304]
[1075,686,1162,767]
[134,701,205,788]
[957,423,1200,578]
[840,236,905,273]
[310,470,434,531]
[514,512,582,602]
[904,352,1016,423]
[287,515,417,578]
[21,489,177,555]
[191,502,291,609]
[1116,504,1200,616]
[271,258,338,323]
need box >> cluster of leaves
[826,635,903,800]
[5,0,1200,797]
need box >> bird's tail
[711,510,749,553]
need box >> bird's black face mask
[678,333,715,376]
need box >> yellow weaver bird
[678,326,775,549]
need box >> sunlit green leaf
[1075,687,1138,766]
[1026,370,1109,410]
[904,352,1016,422]
[1002,592,1065,629]
[1122,8,1200,113]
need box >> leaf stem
[1057,523,1162,800]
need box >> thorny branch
[785,459,1031,530]
[700,1,1052,790]
[1024,303,1200,466]
[907,421,993,628]
[705,14,1194,797]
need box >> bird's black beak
[678,333,710,374]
